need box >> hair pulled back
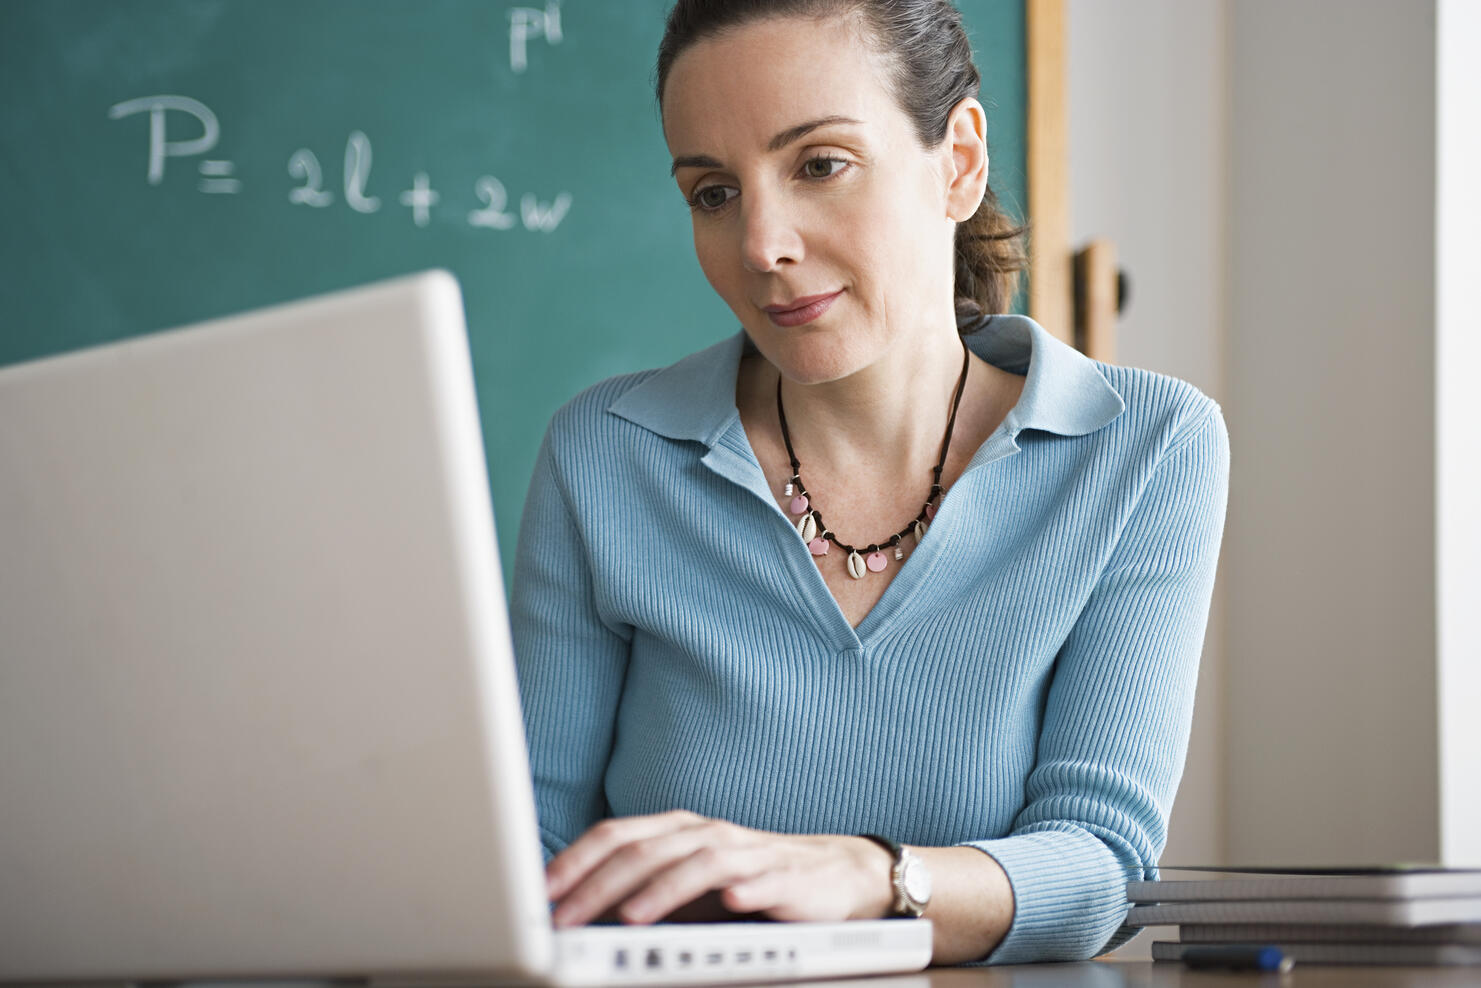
[656,0,1027,319]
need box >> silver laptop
[0,271,932,986]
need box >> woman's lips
[763,290,842,327]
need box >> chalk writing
[469,176,518,230]
[288,150,332,207]
[399,171,439,228]
[510,2,562,73]
[343,130,380,214]
[521,192,572,232]
[109,95,572,233]
[109,95,227,187]
[198,160,240,195]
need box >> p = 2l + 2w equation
[108,95,573,234]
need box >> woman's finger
[720,867,794,917]
[615,838,776,925]
[550,817,721,927]
[725,835,890,922]
[546,809,701,901]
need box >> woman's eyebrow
[669,115,864,176]
[766,115,861,152]
[671,154,722,177]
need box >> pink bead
[790,495,809,515]
[808,538,829,556]
[924,502,936,521]
[866,551,887,572]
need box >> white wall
[1067,0,1227,396]
[1436,0,1481,868]
[1224,0,1442,867]
[1066,0,1229,957]
[1069,0,1481,958]
[1067,0,1227,862]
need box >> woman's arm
[912,847,1014,964]
[961,403,1230,961]
[511,425,634,860]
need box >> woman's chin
[770,351,863,387]
[746,327,873,387]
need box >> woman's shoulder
[540,331,745,456]
[1094,359,1225,454]
[967,314,1222,455]
[543,368,664,444]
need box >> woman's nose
[739,191,802,273]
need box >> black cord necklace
[776,341,971,580]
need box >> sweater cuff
[961,830,1135,964]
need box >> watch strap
[858,833,921,918]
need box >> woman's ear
[943,97,989,222]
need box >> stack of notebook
[1127,867,1481,966]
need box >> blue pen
[1181,945,1294,973]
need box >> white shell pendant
[847,551,867,580]
[913,520,928,544]
[797,512,818,543]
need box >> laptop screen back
[0,271,553,983]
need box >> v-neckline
[701,413,1026,650]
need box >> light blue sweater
[510,314,1229,963]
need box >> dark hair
[655,0,1027,319]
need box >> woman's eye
[691,185,738,211]
[802,157,847,179]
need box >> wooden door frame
[1025,0,1118,363]
[1025,0,1070,343]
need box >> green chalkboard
[0,0,1026,576]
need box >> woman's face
[662,15,966,385]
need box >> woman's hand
[546,810,896,928]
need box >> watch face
[902,856,932,905]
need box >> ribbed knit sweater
[509,314,1230,963]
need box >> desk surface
[27,964,1480,987]
[903,961,1480,987]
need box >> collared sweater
[509,314,1230,963]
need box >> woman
[510,0,1228,965]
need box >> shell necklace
[777,340,971,580]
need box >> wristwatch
[859,833,932,918]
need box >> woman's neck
[771,321,972,479]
